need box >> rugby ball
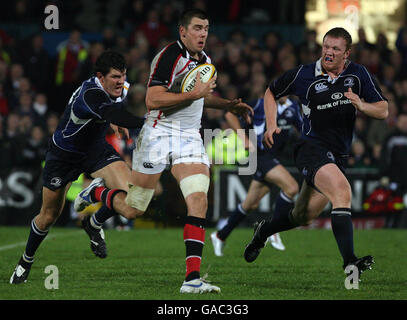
[181,63,217,93]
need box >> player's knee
[186,192,208,214]
[285,184,299,199]
[330,183,352,207]
[39,207,60,227]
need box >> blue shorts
[42,140,123,191]
[252,150,281,183]
[294,139,347,189]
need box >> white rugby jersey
[147,39,211,130]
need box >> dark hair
[94,50,126,76]
[178,8,208,28]
[323,27,352,51]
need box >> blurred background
[0,0,406,230]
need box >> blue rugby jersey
[243,97,303,154]
[269,58,387,155]
[52,76,130,154]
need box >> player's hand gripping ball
[181,63,217,93]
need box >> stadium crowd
[0,0,406,193]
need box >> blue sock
[217,204,247,241]
[91,205,118,230]
[331,208,358,266]
[273,191,295,220]
[23,218,49,262]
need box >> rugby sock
[184,216,206,281]
[91,187,126,210]
[259,209,298,242]
[90,205,118,230]
[217,203,247,241]
[273,191,295,220]
[23,218,49,263]
[331,208,358,266]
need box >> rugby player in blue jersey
[10,51,145,284]
[244,28,388,280]
[211,96,302,255]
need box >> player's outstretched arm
[204,95,253,124]
[263,88,281,149]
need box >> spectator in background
[0,83,9,116]
[369,143,382,169]
[114,35,129,55]
[54,30,89,110]
[232,61,250,98]
[381,64,396,91]
[353,116,368,142]
[18,114,33,136]
[125,47,149,84]
[215,72,230,97]
[131,8,170,57]
[248,72,267,100]
[0,116,17,171]
[263,31,281,58]
[161,2,178,26]
[15,125,47,168]
[380,113,407,193]
[45,112,59,138]
[222,43,241,77]
[348,139,371,168]
[15,93,34,118]
[102,27,116,50]
[79,42,105,83]
[376,32,392,64]
[4,63,24,107]
[5,112,20,139]
[127,84,147,118]
[297,29,321,65]
[0,37,11,65]
[354,28,376,54]
[121,0,150,32]
[0,60,8,83]
[17,77,34,98]
[201,108,224,132]
[18,33,51,94]
[367,98,398,150]
[260,50,275,79]
[32,93,49,129]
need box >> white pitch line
[0,230,83,252]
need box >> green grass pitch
[0,226,406,300]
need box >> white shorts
[132,123,210,174]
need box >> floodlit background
[0,0,406,230]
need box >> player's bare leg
[314,164,374,275]
[244,179,327,262]
[10,185,70,284]
[171,163,220,293]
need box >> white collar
[315,58,351,83]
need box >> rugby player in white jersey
[128,8,252,294]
